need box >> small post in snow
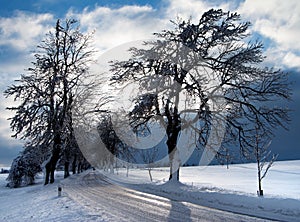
[58,185,62,197]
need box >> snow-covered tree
[110,9,290,181]
[4,19,95,184]
[6,143,46,188]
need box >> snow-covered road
[64,172,272,222]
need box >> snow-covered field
[0,160,299,221]
[115,160,300,199]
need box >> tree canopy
[110,9,291,180]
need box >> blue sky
[0,0,299,167]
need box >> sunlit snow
[0,160,299,221]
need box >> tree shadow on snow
[167,200,192,222]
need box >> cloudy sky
[0,0,299,167]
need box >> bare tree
[253,125,278,196]
[140,147,159,181]
[110,9,290,181]
[4,19,95,184]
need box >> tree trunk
[44,162,51,185]
[77,161,81,174]
[44,134,61,185]
[109,156,115,174]
[148,169,153,182]
[166,119,181,180]
[168,149,180,181]
[44,150,60,185]
[165,103,181,181]
[50,163,56,184]
[109,164,114,174]
[72,154,77,174]
[256,129,263,196]
[257,158,263,196]
[64,161,70,178]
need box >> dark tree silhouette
[110,9,290,181]
[4,19,95,184]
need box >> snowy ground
[0,160,299,221]
[0,173,95,221]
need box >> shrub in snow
[6,145,42,188]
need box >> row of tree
[5,19,93,187]
[4,9,290,190]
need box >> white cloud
[261,48,300,72]
[283,52,300,69]
[165,0,236,22]
[165,0,210,20]
[238,0,300,70]
[0,11,53,50]
[67,5,165,55]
